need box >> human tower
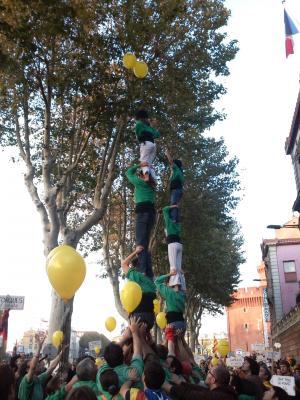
[121,108,186,356]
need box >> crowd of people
[1,328,300,400]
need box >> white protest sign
[256,355,265,363]
[270,375,295,396]
[226,356,244,368]
[194,354,205,364]
[0,295,25,310]
[251,343,265,352]
[88,340,102,351]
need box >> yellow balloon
[46,245,74,268]
[46,245,86,300]
[153,299,160,315]
[52,330,64,348]
[211,357,219,367]
[120,281,142,313]
[94,346,100,355]
[217,339,230,357]
[95,357,104,367]
[156,312,167,330]
[123,53,137,69]
[105,317,116,332]
[133,61,148,78]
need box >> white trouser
[139,141,156,180]
[168,242,186,290]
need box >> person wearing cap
[162,205,186,291]
[126,163,156,278]
[135,109,160,185]
[165,149,184,223]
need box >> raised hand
[129,316,141,334]
[135,245,144,254]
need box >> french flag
[284,9,299,58]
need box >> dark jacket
[170,382,238,400]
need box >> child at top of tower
[135,109,160,185]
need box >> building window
[283,261,297,282]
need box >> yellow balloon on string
[120,281,142,313]
[94,346,100,355]
[156,312,167,329]
[95,357,104,367]
[46,245,86,300]
[217,339,230,357]
[52,330,64,348]
[105,317,116,332]
[133,61,148,78]
[123,53,137,69]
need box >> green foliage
[0,0,241,335]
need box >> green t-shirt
[126,165,155,205]
[73,380,99,395]
[126,268,156,294]
[170,164,184,185]
[162,206,181,237]
[155,275,186,313]
[45,385,67,400]
[18,372,49,400]
[97,356,144,392]
[135,120,160,141]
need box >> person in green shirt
[165,149,184,223]
[126,164,155,278]
[72,358,99,396]
[18,334,64,400]
[121,246,156,329]
[155,272,187,356]
[96,318,144,392]
[162,205,186,291]
[135,109,160,185]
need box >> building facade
[226,263,271,352]
[285,90,300,212]
[261,219,300,325]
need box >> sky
[2,0,300,350]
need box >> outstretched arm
[27,334,45,382]
[121,246,144,274]
[46,345,68,376]
[129,317,142,358]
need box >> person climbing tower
[165,149,184,222]
[135,109,160,186]
[162,205,186,291]
[121,246,156,329]
[155,271,187,357]
[126,162,155,278]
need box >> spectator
[18,334,64,400]
[72,358,99,395]
[66,386,98,400]
[97,318,144,391]
[0,363,15,400]
[144,361,170,399]
[262,386,289,400]
[278,361,292,377]
[259,364,272,391]
[99,368,144,400]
